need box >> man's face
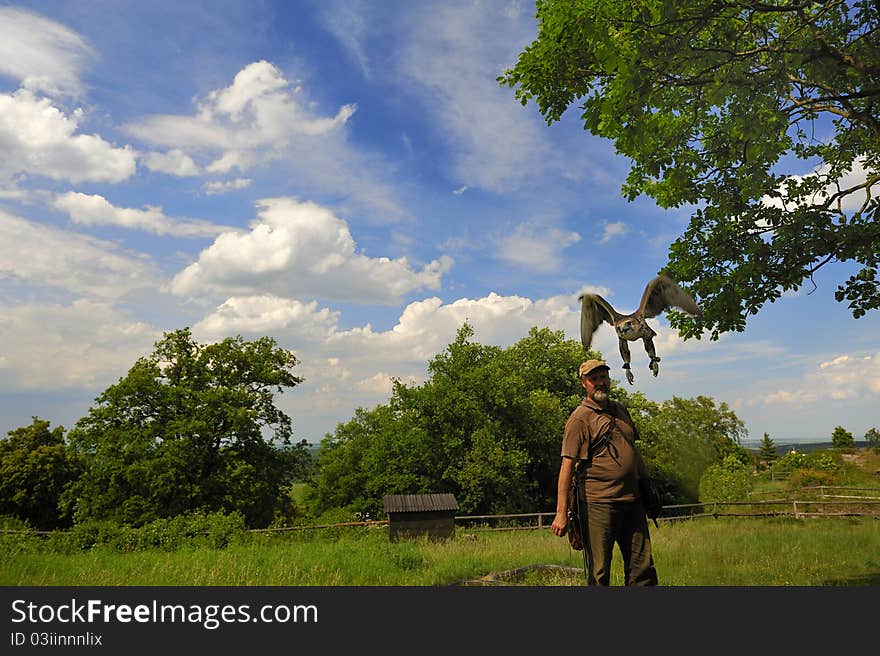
[582,369,610,404]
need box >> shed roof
[383,493,459,514]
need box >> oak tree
[500,0,880,338]
[65,328,311,527]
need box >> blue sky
[1,0,878,446]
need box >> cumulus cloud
[497,222,581,273]
[191,289,584,437]
[196,289,580,367]
[0,7,96,98]
[141,149,200,176]
[0,209,157,299]
[53,192,231,238]
[124,61,355,170]
[122,60,404,219]
[170,197,453,303]
[0,89,137,184]
[0,299,159,389]
[194,295,340,339]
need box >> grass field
[3,516,879,586]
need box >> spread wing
[639,274,703,318]
[578,293,618,350]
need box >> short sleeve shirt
[561,397,643,502]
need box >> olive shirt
[561,397,649,503]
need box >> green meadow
[3,516,878,586]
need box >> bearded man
[550,359,658,586]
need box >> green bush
[804,451,840,472]
[39,511,247,553]
[789,469,835,488]
[771,450,809,477]
[699,455,753,502]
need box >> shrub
[698,455,753,502]
[41,511,247,553]
[804,451,840,472]
[789,469,835,488]
[771,450,809,478]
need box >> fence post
[538,514,543,530]
[793,501,799,519]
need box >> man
[551,359,658,586]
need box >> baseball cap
[578,359,610,378]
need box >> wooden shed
[383,493,459,542]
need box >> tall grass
[3,517,878,586]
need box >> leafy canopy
[500,0,880,338]
[0,418,84,530]
[65,328,311,528]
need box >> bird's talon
[625,369,634,385]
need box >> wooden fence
[453,486,880,531]
[253,486,880,533]
[5,487,879,537]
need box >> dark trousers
[585,500,658,586]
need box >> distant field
[3,516,879,586]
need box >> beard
[591,389,609,405]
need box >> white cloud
[53,192,232,238]
[0,89,137,184]
[124,61,355,168]
[0,209,157,299]
[0,7,96,98]
[194,295,340,339]
[141,149,200,176]
[600,221,628,244]
[194,289,584,438]
[123,60,403,220]
[736,351,880,412]
[762,156,874,214]
[170,197,452,303]
[0,299,159,389]
[497,223,581,273]
[204,178,252,195]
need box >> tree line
[4,323,841,532]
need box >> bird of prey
[578,274,703,385]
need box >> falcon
[578,274,703,385]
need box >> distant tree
[758,432,778,468]
[865,427,880,448]
[64,328,312,528]
[0,418,84,530]
[500,0,880,338]
[831,425,855,449]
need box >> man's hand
[551,511,568,537]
